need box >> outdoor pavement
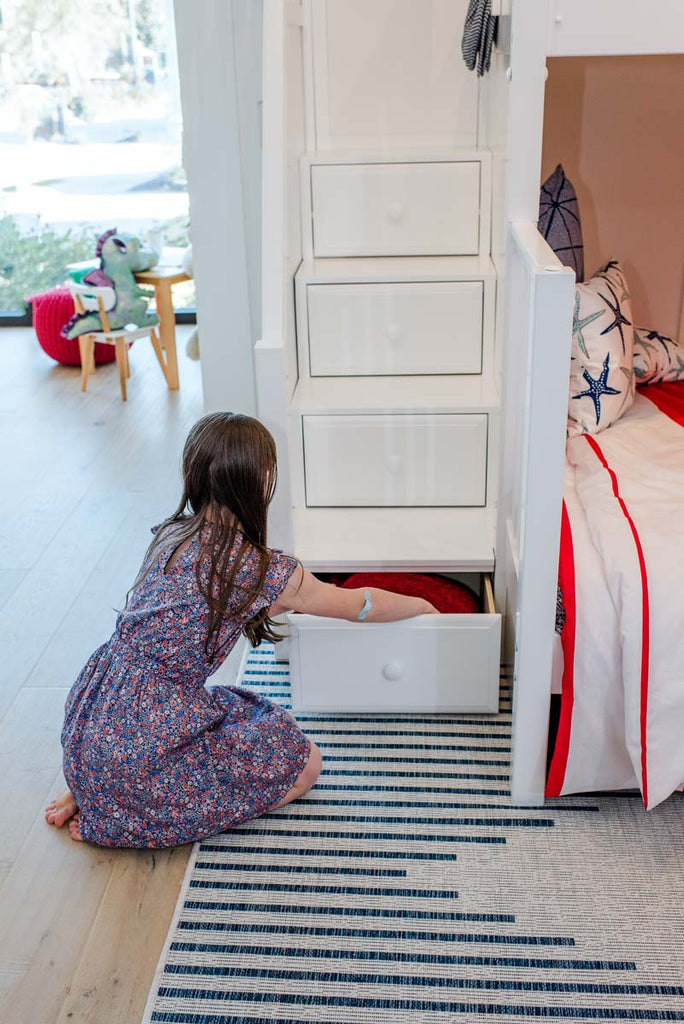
[0,108,188,235]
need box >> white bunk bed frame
[256,0,684,804]
[500,0,684,804]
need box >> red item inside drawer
[336,572,479,614]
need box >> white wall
[173,0,263,414]
[232,1,264,347]
[542,54,684,339]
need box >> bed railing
[498,221,574,804]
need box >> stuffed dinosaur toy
[62,228,160,339]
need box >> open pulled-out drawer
[284,574,501,713]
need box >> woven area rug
[142,643,684,1023]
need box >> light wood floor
[0,326,203,1023]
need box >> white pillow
[633,325,684,385]
[568,260,635,437]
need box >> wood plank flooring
[0,326,202,1024]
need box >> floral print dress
[61,525,311,848]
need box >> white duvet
[548,385,684,809]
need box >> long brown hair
[129,412,287,660]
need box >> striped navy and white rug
[143,643,684,1023]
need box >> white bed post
[256,0,309,553]
[498,0,575,804]
[256,1,291,552]
[507,226,574,804]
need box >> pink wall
[542,55,684,339]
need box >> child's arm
[270,565,438,622]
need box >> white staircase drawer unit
[307,281,483,376]
[311,162,481,257]
[302,413,488,507]
[286,579,501,712]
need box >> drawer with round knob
[306,280,483,376]
[302,413,488,507]
[310,161,482,257]
[286,575,500,712]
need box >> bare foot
[68,814,83,843]
[45,789,79,828]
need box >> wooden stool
[67,282,168,401]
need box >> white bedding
[548,384,684,808]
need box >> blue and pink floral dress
[61,525,311,848]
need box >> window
[0,0,194,321]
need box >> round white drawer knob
[385,323,401,343]
[386,454,402,474]
[387,201,404,222]
[382,660,404,681]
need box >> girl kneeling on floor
[46,412,437,848]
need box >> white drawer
[311,162,481,257]
[302,413,488,507]
[287,577,500,712]
[307,281,483,376]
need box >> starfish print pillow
[567,260,635,437]
[539,164,584,282]
[633,325,684,385]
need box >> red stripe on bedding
[638,381,684,428]
[545,500,576,798]
[584,434,651,808]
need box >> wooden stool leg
[90,344,96,375]
[124,343,131,378]
[78,336,92,392]
[149,328,169,384]
[78,336,87,391]
[155,283,179,389]
[114,337,127,401]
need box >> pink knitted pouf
[29,288,116,366]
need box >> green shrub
[0,216,95,313]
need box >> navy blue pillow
[539,164,584,283]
